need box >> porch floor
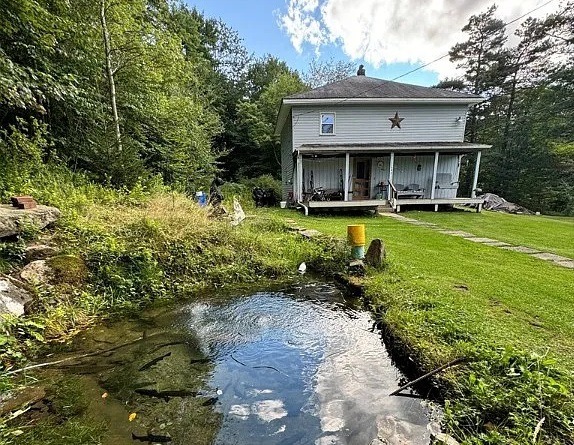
[394,197,484,207]
[301,197,485,212]
[307,199,387,208]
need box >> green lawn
[403,209,574,259]
[267,209,574,443]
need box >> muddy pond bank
[11,280,441,445]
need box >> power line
[391,54,450,81]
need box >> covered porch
[292,142,490,214]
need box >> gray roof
[286,75,481,100]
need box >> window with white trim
[320,113,335,135]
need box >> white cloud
[278,0,559,79]
[280,0,327,53]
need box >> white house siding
[434,155,462,198]
[392,154,461,199]
[302,157,346,192]
[291,104,468,148]
[281,114,293,200]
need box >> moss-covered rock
[46,255,88,286]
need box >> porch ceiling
[297,142,490,156]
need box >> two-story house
[275,71,490,214]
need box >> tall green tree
[449,5,507,143]
[447,6,507,196]
[223,56,307,179]
[444,2,574,214]
[483,18,552,200]
[1,0,223,189]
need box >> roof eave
[284,97,483,105]
[274,99,290,136]
[297,143,492,155]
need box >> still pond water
[58,282,438,445]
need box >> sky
[186,0,560,86]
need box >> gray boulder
[20,260,52,285]
[0,204,61,239]
[0,278,33,316]
[478,193,533,215]
[25,244,59,262]
[432,433,460,445]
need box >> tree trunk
[503,71,518,152]
[100,0,122,153]
[500,70,518,194]
[468,36,485,144]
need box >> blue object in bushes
[195,191,207,207]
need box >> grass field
[268,208,574,444]
[403,209,574,259]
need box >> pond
[45,281,439,445]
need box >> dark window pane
[322,124,334,134]
[357,162,365,178]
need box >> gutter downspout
[297,201,309,216]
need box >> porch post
[389,152,395,184]
[430,151,439,200]
[471,151,482,198]
[296,153,303,202]
[344,152,350,201]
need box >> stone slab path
[379,212,574,269]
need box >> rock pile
[0,197,63,317]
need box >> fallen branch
[230,353,247,367]
[8,405,31,421]
[389,357,467,396]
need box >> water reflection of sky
[179,283,435,445]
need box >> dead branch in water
[3,335,150,376]
[389,357,468,396]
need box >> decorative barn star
[389,112,404,129]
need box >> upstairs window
[320,113,335,135]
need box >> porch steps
[376,205,393,213]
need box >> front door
[353,159,371,200]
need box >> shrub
[221,175,282,210]
[0,119,46,201]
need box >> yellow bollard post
[347,224,366,259]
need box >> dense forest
[439,3,574,215]
[0,0,572,214]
